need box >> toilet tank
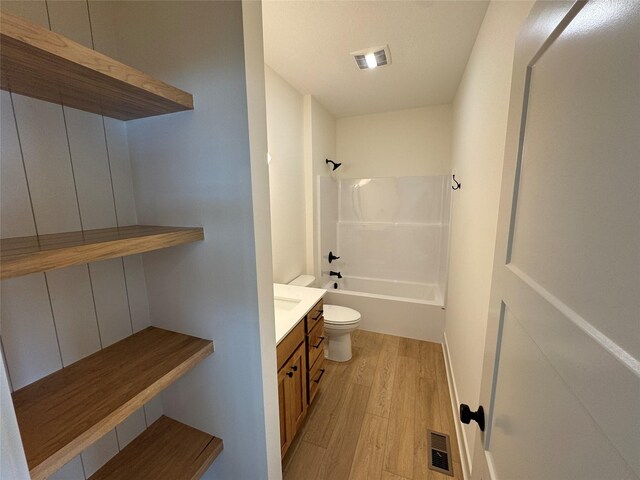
[288,275,315,287]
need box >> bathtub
[323,276,445,343]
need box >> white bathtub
[323,276,445,343]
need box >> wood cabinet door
[287,343,308,437]
[278,341,308,458]
[277,367,292,456]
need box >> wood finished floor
[283,330,462,480]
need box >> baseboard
[442,332,471,480]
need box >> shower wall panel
[318,176,339,286]
[336,175,450,286]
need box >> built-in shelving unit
[12,327,213,480]
[0,10,193,120]
[0,9,222,480]
[0,225,204,279]
[89,416,223,480]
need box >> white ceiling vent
[351,45,391,70]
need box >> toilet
[289,275,361,362]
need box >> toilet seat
[323,305,361,325]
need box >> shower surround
[318,175,450,341]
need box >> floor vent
[428,430,454,477]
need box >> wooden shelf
[0,225,204,279]
[89,416,223,480]
[12,327,213,480]
[0,10,193,120]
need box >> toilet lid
[323,305,361,325]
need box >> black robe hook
[452,174,461,190]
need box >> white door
[471,1,640,479]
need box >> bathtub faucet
[329,271,343,279]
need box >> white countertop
[274,283,326,345]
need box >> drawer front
[276,321,305,371]
[308,355,326,404]
[307,321,325,371]
[306,299,324,334]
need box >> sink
[273,283,327,345]
[274,296,301,312]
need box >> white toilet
[289,275,361,362]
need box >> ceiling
[262,1,490,118]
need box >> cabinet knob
[292,365,298,372]
[286,371,293,378]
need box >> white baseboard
[442,332,471,480]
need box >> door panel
[475,1,640,479]
[508,0,640,357]
[489,307,635,479]
[497,265,640,472]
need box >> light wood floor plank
[348,413,389,480]
[414,375,442,480]
[417,341,440,380]
[283,411,312,472]
[351,332,383,387]
[324,383,370,480]
[429,469,456,480]
[381,471,409,480]
[383,356,417,478]
[350,346,380,387]
[352,330,377,349]
[304,361,352,448]
[285,331,461,480]
[398,337,421,359]
[366,336,399,418]
[284,441,327,480]
[452,461,463,480]
[383,334,401,349]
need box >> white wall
[111,2,272,478]
[336,105,452,178]
[0,2,158,477]
[263,66,337,285]
[304,96,336,282]
[443,1,534,475]
[243,4,281,478]
[265,66,306,283]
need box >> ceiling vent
[351,45,391,70]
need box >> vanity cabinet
[276,322,307,457]
[278,342,307,456]
[276,298,327,458]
